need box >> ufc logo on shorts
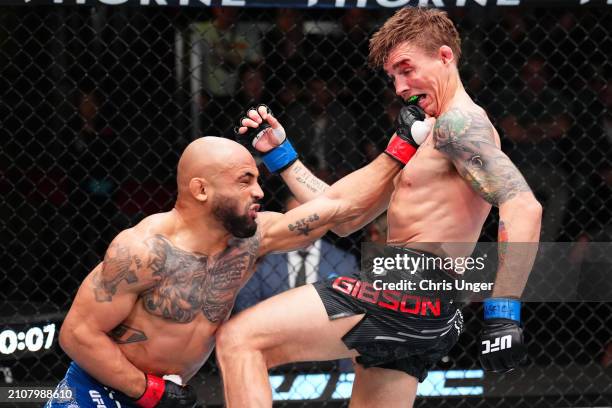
[89,390,107,408]
[481,335,512,354]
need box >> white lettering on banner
[26,0,612,10]
[308,0,374,6]
[457,0,487,5]
[70,0,244,5]
[97,0,128,4]
[336,0,523,6]
[457,0,520,4]
[376,0,411,6]
[418,0,445,6]
[180,0,211,5]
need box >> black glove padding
[156,382,198,408]
[479,319,527,373]
[395,104,426,148]
[235,104,271,138]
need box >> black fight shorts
[313,251,463,382]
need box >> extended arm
[284,154,400,236]
[258,150,409,254]
[239,104,431,236]
[279,159,329,201]
[257,197,348,255]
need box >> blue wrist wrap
[262,139,298,173]
[484,298,521,323]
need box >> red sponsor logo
[332,276,441,317]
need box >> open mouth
[416,94,428,110]
[407,94,427,107]
[248,204,261,219]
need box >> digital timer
[0,324,56,355]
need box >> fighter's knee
[352,357,362,371]
[215,323,239,352]
[216,320,253,360]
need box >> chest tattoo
[142,234,259,324]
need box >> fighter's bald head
[176,136,255,202]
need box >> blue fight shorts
[45,362,137,408]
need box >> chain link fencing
[1,3,611,407]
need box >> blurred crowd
[190,7,612,245]
[1,5,611,372]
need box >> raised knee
[216,320,254,362]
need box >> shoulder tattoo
[433,108,531,206]
[93,242,143,302]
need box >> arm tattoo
[291,164,329,194]
[108,324,147,344]
[92,243,142,302]
[288,214,320,236]
[433,109,531,206]
[498,220,509,269]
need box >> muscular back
[387,101,503,257]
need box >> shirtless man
[45,135,407,407]
[217,7,542,407]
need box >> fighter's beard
[212,196,257,238]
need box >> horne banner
[9,0,612,9]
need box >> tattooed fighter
[46,136,400,407]
[218,7,542,407]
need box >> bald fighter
[218,7,543,408]
[46,136,400,407]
